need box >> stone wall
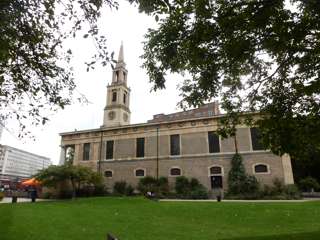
[61,116,294,191]
[100,151,284,191]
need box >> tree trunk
[234,134,239,154]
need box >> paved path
[0,197,53,204]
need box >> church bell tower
[102,43,131,127]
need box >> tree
[133,0,320,159]
[35,164,103,198]
[0,0,117,136]
[228,153,259,196]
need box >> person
[29,187,38,203]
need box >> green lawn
[1,197,320,240]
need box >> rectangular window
[136,138,145,158]
[170,134,180,155]
[106,140,114,160]
[83,143,90,161]
[208,131,220,153]
[123,92,127,104]
[250,128,264,150]
[112,91,117,102]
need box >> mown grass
[1,197,320,240]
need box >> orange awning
[21,178,41,186]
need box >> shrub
[138,176,158,195]
[125,185,134,196]
[190,185,208,199]
[158,177,169,194]
[299,177,320,192]
[175,176,190,196]
[175,176,208,199]
[113,181,127,195]
[59,189,73,199]
[227,153,260,197]
[92,184,107,196]
[258,180,301,200]
[242,175,260,193]
[284,184,301,199]
[0,191,4,201]
[271,178,285,195]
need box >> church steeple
[117,42,124,63]
[102,43,131,127]
[112,42,128,85]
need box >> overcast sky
[1,2,183,165]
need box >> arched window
[104,170,113,178]
[254,164,269,173]
[135,169,145,177]
[210,166,222,175]
[170,167,181,176]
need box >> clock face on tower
[123,113,128,122]
[108,111,115,120]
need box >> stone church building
[59,44,294,191]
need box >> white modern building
[0,145,51,180]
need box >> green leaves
[136,0,320,159]
[0,0,117,135]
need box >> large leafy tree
[133,0,320,159]
[35,164,103,198]
[0,0,117,136]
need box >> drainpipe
[156,126,159,180]
[98,131,103,174]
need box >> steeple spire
[117,41,124,63]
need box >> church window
[104,170,113,178]
[210,166,222,175]
[208,131,220,153]
[115,71,119,82]
[254,164,269,173]
[106,140,114,160]
[83,143,90,161]
[250,128,264,150]
[123,92,127,104]
[135,169,145,177]
[136,138,145,158]
[170,167,181,176]
[170,134,180,155]
[112,91,117,102]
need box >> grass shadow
[221,231,320,240]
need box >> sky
[1,2,183,165]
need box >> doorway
[210,175,223,189]
[209,166,223,189]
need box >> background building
[0,145,51,182]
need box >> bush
[138,176,158,195]
[228,153,260,196]
[175,176,190,196]
[59,189,73,199]
[175,177,208,199]
[284,184,301,199]
[0,191,4,201]
[242,175,260,193]
[190,185,208,199]
[125,185,134,196]
[93,184,107,196]
[137,176,170,197]
[113,181,127,195]
[299,177,320,192]
[158,177,169,196]
[272,178,285,195]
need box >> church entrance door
[210,176,223,189]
